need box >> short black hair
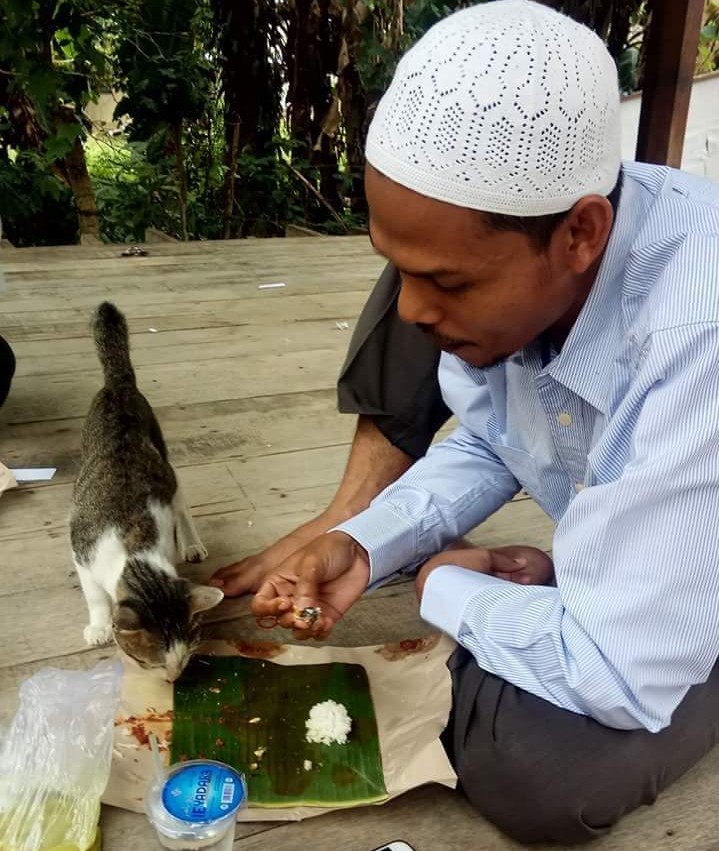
[481,171,624,250]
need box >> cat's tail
[92,302,135,387]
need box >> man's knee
[456,757,615,844]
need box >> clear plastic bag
[0,660,122,851]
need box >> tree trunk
[287,0,343,224]
[172,122,189,241]
[60,135,101,240]
[214,0,284,236]
[338,0,369,216]
[222,120,240,239]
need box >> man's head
[364,0,622,367]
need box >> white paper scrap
[10,467,57,482]
[258,282,286,290]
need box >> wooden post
[635,0,704,167]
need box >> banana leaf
[172,656,387,808]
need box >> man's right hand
[250,531,371,640]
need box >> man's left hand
[416,544,554,599]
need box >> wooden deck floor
[1,237,718,850]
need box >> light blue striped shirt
[338,161,719,732]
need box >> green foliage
[113,0,213,140]
[0,0,115,162]
[88,132,229,242]
[697,1,719,74]
[3,0,716,247]
[354,0,476,95]
[0,151,77,245]
[87,139,173,242]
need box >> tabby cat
[70,302,223,681]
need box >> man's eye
[436,281,473,294]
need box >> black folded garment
[0,335,15,407]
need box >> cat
[70,302,223,681]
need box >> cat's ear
[188,584,224,616]
[113,603,142,632]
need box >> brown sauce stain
[228,639,287,659]
[375,634,440,661]
[115,709,173,750]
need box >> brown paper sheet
[0,463,17,497]
[104,633,457,821]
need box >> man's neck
[548,259,603,351]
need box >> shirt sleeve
[335,360,520,584]
[422,323,719,732]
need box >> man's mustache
[416,323,473,351]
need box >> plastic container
[144,760,247,851]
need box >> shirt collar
[542,168,652,415]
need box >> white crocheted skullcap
[365,0,621,216]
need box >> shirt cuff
[420,564,498,639]
[333,503,418,584]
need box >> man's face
[365,165,602,368]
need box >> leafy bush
[0,151,77,246]
[87,139,177,243]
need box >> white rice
[304,699,352,745]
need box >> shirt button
[558,412,573,426]
[575,482,585,493]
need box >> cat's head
[113,563,224,681]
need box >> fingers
[210,560,244,582]
[209,560,258,597]
[291,613,336,641]
[494,569,535,584]
[251,575,294,618]
[293,556,322,610]
[487,550,528,574]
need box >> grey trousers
[337,262,450,459]
[445,647,719,844]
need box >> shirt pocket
[488,442,541,498]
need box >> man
[216,0,719,842]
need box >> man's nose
[397,275,443,326]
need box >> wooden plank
[1,346,345,421]
[0,389,354,483]
[0,235,373,266]
[11,321,359,379]
[1,261,383,308]
[0,289,370,344]
[635,0,705,167]
[0,461,253,542]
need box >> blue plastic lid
[162,762,246,823]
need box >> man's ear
[562,195,614,275]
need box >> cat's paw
[183,543,208,564]
[83,624,114,646]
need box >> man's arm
[335,373,521,584]
[421,323,719,733]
